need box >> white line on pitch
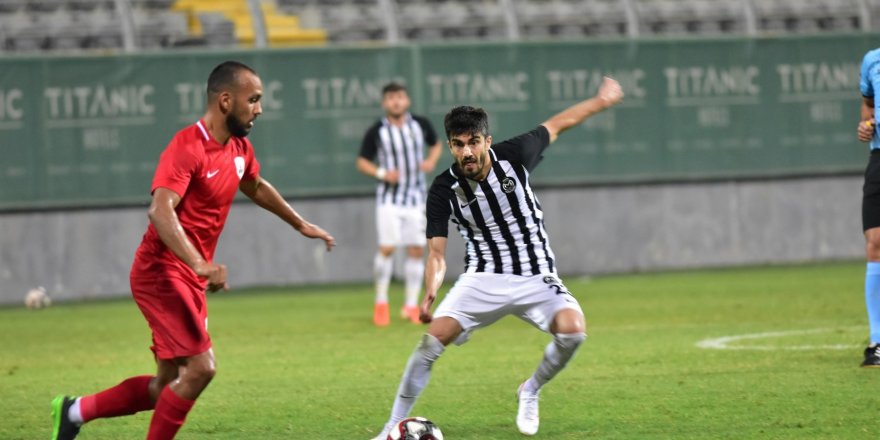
[696,328,862,351]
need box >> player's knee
[416,333,446,363]
[554,332,586,353]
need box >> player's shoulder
[410,114,435,128]
[166,123,208,156]
[863,48,880,65]
[429,167,457,191]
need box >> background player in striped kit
[372,77,623,438]
[357,83,442,326]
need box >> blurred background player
[357,82,442,326]
[858,47,880,368]
[371,77,623,438]
[50,61,335,440]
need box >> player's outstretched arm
[239,176,336,251]
[541,76,624,143]
[859,97,875,143]
[149,187,228,292]
[420,236,448,323]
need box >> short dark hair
[207,61,257,99]
[444,106,489,139]
[382,82,407,96]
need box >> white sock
[404,257,424,307]
[388,334,445,424]
[523,332,586,394]
[374,253,393,304]
[68,397,84,424]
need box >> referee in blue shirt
[857,48,880,368]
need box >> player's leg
[864,227,880,367]
[52,371,159,440]
[862,153,880,367]
[147,349,216,440]
[374,274,507,439]
[400,207,427,323]
[374,204,400,326]
[515,275,587,435]
[373,317,461,440]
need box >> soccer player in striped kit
[858,47,880,368]
[357,83,442,326]
[372,77,623,438]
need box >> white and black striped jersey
[426,126,557,276]
[359,113,438,207]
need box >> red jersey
[131,120,260,285]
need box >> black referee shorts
[863,150,880,231]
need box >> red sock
[80,375,154,422]
[147,386,196,440]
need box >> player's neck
[385,113,406,127]
[201,114,232,145]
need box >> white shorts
[434,273,584,345]
[376,204,426,247]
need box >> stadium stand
[0,0,874,53]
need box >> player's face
[226,72,263,137]
[449,132,492,180]
[381,90,410,118]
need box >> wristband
[375,167,387,181]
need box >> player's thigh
[433,274,516,346]
[131,275,212,360]
[376,204,403,247]
[399,206,427,248]
[863,152,880,234]
[514,274,584,334]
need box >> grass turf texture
[1,261,879,439]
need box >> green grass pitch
[2,261,879,439]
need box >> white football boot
[516,382,540,436]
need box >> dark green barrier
[0,34,874,209]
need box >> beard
[226,112,252,138]
[458,154,483,179]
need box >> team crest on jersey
[501,177,516,193]
[234,156,245,180]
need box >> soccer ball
[24,286,51,310]
[387,417,444,440]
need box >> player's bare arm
[420,142,443,173]
[239,176,336,251]
[420,236,448,323]
[860,96,875,143]
[541,76,624,143]
[356,156,400,184]
[148,187,228,292]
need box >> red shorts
[131,273,211,360]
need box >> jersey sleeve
[415,115,439,146]
[358,123,380,161]
[490,125,551,172]
[243,139,261,181]
[862,50,878,98]
[151,138,200,197]
[425,181,453,239]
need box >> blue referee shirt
[860,48,880,150]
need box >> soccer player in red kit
[50,61,335,440]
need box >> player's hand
[420,159,436,173]
[193,261,229,293]
[859,119,875,143]
[596,76,624,109]
[384,169,400,184]
[298,223,336,251]
[419,292,436,324]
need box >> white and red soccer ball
[387,417,443,440]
